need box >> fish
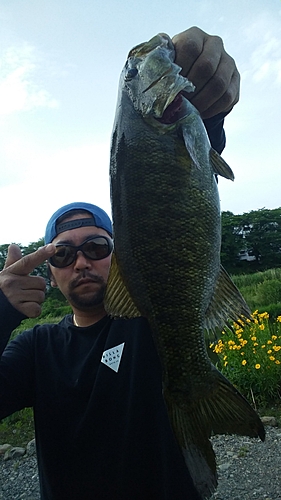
[105,33,265,499]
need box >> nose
[74,250,91,270]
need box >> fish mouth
[156,93,189,124]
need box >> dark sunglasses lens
[50,246,76,268]
[49,237,112,268]
[83,237,112,260]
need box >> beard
[67,271,107,310]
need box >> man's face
[49,214,112,312]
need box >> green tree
[220,211,244,272]
[241,208,281,269]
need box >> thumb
[7,244,56,276]
[4,244,23,269]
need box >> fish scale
[105,33,265,499]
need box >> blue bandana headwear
[44,202,112,243]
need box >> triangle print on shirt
[101,343,125,373]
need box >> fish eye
[125,67,138,81]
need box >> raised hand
[0,244,55,318]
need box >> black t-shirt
[0,302,200,500]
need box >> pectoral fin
[104,252,141,318]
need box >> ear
[47,263,57,287]
[50,277,58,288]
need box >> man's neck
[72,306,107,327]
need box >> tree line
[1,206,281,285]
[221,207,281,273]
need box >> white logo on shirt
[101,343,125,373]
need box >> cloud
[0,43,59,115]
[0,141,112,245]
[242,11,281,86]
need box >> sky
[0,0,280,245]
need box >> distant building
[237,249,256,262]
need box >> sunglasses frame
[49,235,113,268]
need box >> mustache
[69,271,105,291]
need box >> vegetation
[211,311,281,408]
[221,207,281,274]
[232,268,281,320]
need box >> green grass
[211,311,281,407]
[0,408,35,447]
[232,267,281,319]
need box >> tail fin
[164,365,265,499]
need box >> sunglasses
[49,236,113,268]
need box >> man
[0,27,240,499]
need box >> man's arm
[0,244,56,418]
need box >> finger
[19,302,43,319]
[173,27,205,76]
[0,273,47,316]
[193,69,240,119]
[15,288,46,305]
[8,244,56,276]
[184,35,224,95]
[4,244,23,269]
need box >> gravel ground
[0,426,280,499]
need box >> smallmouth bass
[105,33,265,499]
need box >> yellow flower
[251,336,257,341]
[273,345,281,352]
[269,356,275,361]
[228,340,235,346]
[267,340,272,344]
[261,345,266,349]
[255,364,261,369]
[253,342,258,346]
[267,350,272,354]
[224,361,228,367]
[214,345,223,354]
[242,360,247,366]
[223,355,227,361]
[272,335,277,340]
[259,324,265,330]
[276,316,281,323]
[259,312,269,320]
[275,360,281,365]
